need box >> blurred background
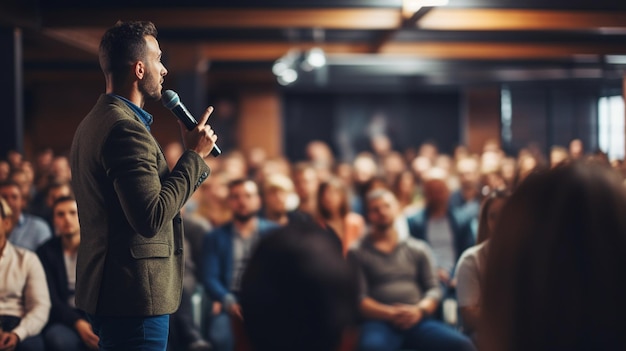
[1,0,625,162]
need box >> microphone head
[161,90,180,110]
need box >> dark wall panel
[283,92,460,161]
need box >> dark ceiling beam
[418,9,626,31]
[0,0,40,28]
[163,42,372,65]
[26,39,626,67]
[40,28,102,55]
[42,8,403,30]
[369,7,433,53]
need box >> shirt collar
[17,213,25,226]
[110,94,154,131]
[0,240,14,259]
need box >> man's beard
[234,212,256,223]
[372,220,394,233]
[139,70,162,101]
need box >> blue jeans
[44,323,89,351]
[358,318,476,351]
[208,311,233,351]
[0,315,45,351]
[88,314,170,351]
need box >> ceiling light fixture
[277,68,298,86]
[301,47,327,72]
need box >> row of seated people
[0,136,608,351]
[209,160,626,351]
[0,174,475,351]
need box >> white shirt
[455,241,488,307]
[63,251,78,308]
[0,241,51,340]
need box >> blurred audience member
[449,157,481,229]
[169,208,212,351]
[37,196,98,351]
[244,147,267,180]
[454,190,510,340]
[202,179,277,351]
[241,224,359,351]
[292,162,320,217]
[194,171,232,228]
[0,181,52,251]
[262,173,303,226]
[482,162,626,351]
[407,171,475,302]
[164,142,184,171]
[0,197,50,351]
[418,142,439,164]
[382,152,406,187]
[29,181,73,232]
[222,152,247,180]
[513,149,543,188]
[0,161,10,182]
[568,138,584,160]
[317,177,365,256]
[392,170,422,216]
[410,156,432,184]
[6,150,23,169]
[9,168,34,206]
[47,156,71,184]
[371,135,392,160]
[499,157,517,190]
[306,140,335,169]
[352,153,378,215]
[549,145,569,168]
[349,189,475,351]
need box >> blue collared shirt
[9,213,52,251]
[110,94,153,131]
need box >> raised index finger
[197,106,214,127]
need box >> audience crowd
[1,135,625,351]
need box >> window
[598,95,625,161]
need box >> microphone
[162,89,221,157]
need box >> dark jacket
[202,218,278,303]
[70,94,210,316]
[37,236,82,327]
[407,208,475,273]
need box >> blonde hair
[0,197,11,220]
[263,173,295,193]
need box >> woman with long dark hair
[455,190,510,339]
[481,162,626,351]
[316,177,365,256]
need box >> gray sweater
[348,235,442,305]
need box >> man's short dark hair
[51,195,76,213]
[227,178,256,191]
[99,21,158,83]
[0,180,21,194]
[240,223,358,351]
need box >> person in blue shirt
[0,181,52,251]
[202,179,277,351]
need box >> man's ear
[134,61,145,80]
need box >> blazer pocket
[130,243,171,259]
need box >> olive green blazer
[70,94,210,316]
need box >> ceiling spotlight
[277,68,298,86]
[272,59,289,76]
[301,47,326,72]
